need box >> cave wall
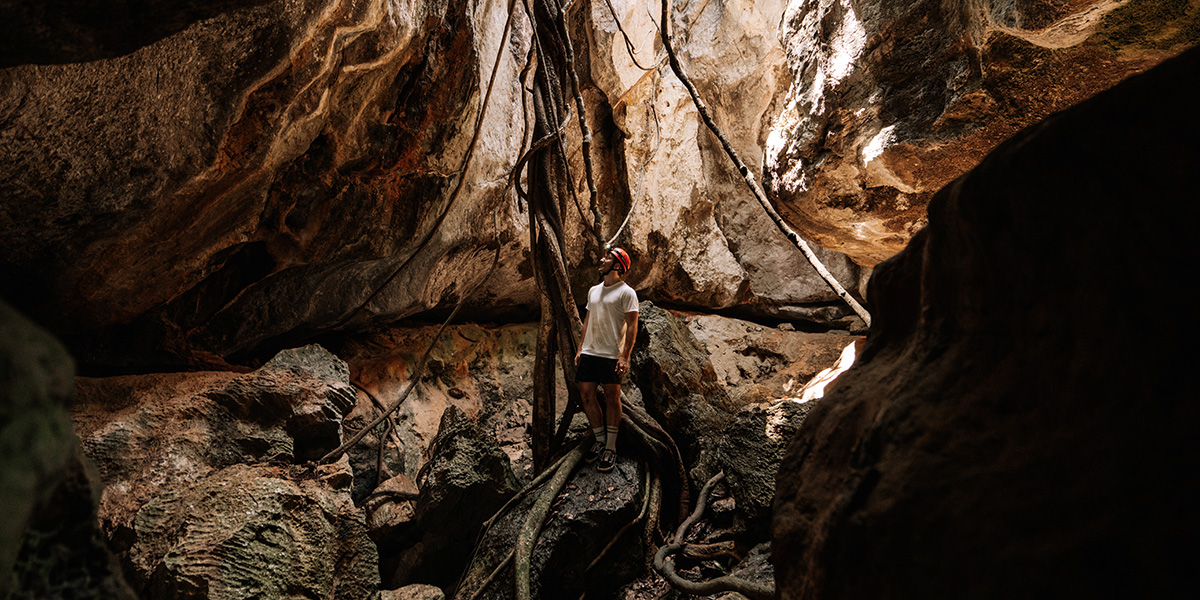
[1,0,868,369]
[4,0,1192,367]
[773,45,1200,600]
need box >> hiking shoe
[584,440,605,463]
[596,449,616,472]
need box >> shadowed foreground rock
[1,300,135,598]
[773,47,1200,599]
[454,456,645,600]
[385,406,520,590]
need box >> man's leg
[596,383,622,472]
[579,381,607,461]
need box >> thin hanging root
[657,0,872,327]
[653,472,775,600]
[516,443,586,600]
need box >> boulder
[386,406,520,589]
[717,399,816,538]
[629,302,731,485]
[773,46,1200,599]
[454,455,645,600]
[0,299,135,599]
[365,474,420,544]
[126,461,378,599]
[630,302,731,422]
[766,0,1198,265]
[71,344,358,548]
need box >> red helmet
[608,247,631,274]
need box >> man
[574,247,639,472]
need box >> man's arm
[575,311,590,364]
[616,310,639,374]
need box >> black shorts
[576,353,621,384]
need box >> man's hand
[575,349,581,365]
[616,356,629,375]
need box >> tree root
[515,443,586,600]
[653,472,775,600]
[681,541,740,561]
[464,550,514,600]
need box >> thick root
[653,472,775,600]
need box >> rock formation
[386,405,520,589]
[766,0,1198,265]
[70,345,376,598]
[773,45,1200,599]
[0,0,868,369]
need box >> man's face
[599,253,615,273]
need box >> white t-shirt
[580,281,639,359]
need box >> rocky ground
[2,301,859,599]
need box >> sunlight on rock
[796,339,859,402]
[862,124,896,164]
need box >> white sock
[605,425,619,451]
[592,426,606,444]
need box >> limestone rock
[340,321,565,483]
[71,344,358,545]
[588,0,867,320]
[1,0,870,370]
[680,313,859,405]
[628,302,731,485]
[773,47,1200,599]
[365,474,420,544]
[0,0,535,364]
[386,406,520,589]
[126,462,378,599]
[716,399,815,538]
[0,1,274,66]
[630,302,731,422]
[766,0,1199,265]
[454,456,645,600]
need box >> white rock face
[581,0,865,317]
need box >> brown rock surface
[0,0,533,365]
[127,461,378,599]
[0,1,273,66]
[773,47,1200,599]
[766,0,1199,265]
[71,344,357,551]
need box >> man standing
[574,247,639,472]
